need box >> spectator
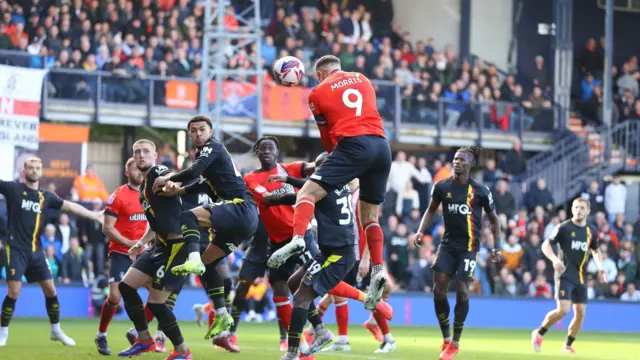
[387,223,409,286]
[501,235,524,271]
[60,237,89,285]
[40,223,62,261]
[80,199,105,275]
[588,249,618,283]
[45,245,60,279]
[530,55,550,92]
[493,180,516,219]
[604,175,627,224]
[581,180,606,216]
[56,213,77,256]
[620,283,640,301]
[72,164,109,203]
[395,181,419,221]
[525,178,554,213]
[501,138,526,181]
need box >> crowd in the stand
[0,0,556,131]
[578,36,640,126]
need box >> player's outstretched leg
[359,202,388,310]
[172,209,207,275]
[327,281,393,320]
[373,286,396,353]
[39,280,76,347]
[562,304,585,353]
[268,182,327,268]
[531,300,571,353]
[202,263,234,341]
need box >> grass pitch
[0,318,637,359]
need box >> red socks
[273,296,292,330]
[98,299,118,333]
[329,282,364,302]
[144,304,155,323]
[365,221,384,265]
[292,197,315,237]
[373,296,391,335]
[335,300,349,336]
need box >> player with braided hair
[412,146,503,360]
[238,136,317,356]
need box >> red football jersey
[308,71,386,152]
[243,162,304,243]
[104,184,147,255]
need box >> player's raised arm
[309,89,335,152]
[61,199,104,224]
[413,182,443,246]
[154,141,217,190]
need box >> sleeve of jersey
[547,224,562,245]
[282,162,305,178]
[169,142,218,182]
[309,90,334,152]
[45,191,64,210]
[430,181,442,202]
[482,186,496,213]
[104,191,120,218]
[0,180,8,196]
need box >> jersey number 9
[342,89,363,116]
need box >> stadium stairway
[512,116,640,209]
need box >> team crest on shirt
[107,193,116,205]
[571,232,576,237]
[446,192,452,199]
[255,185,266,193]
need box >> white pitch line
[190,343,403,360]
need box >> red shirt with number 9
[308,71,386,152]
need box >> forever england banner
[0,65,48,150]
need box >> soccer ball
[273,56,305,86]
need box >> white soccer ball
[273,56,305,86]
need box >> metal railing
[0,49,564,142]
[520,120,640,208]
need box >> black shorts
[268,230,317,284]
[555,278,588,304]
[199,229,212,253]
[238,219,270,280]
[131,242,188,292]
[432,246,478,281]
[109,252,133,283]
[302,245,356,297]
[204,198,259,254]
[310,135,391,204]
[343,260,360,286]
[4,247,52,283]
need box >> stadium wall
[470,0,513,70]
[2,285,639,333]
[394,0,460,52]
